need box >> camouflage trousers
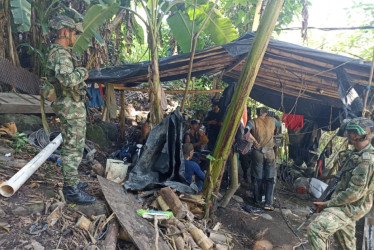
[307,208,356,250]
[59,116,86,186]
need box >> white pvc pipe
[0,134,62,197]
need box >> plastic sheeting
[124,108,195,194]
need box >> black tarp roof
[88,33,373,129]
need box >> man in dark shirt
[183,143,205,191]
[183,119,204,152]
[204,99,223,151]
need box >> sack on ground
[234,131,253,155]
[40,77,56,102]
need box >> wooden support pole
[120,90,125,139]
[113,86,224,94]
[362,49,374,117]
[220,152,240,208]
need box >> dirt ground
[0,134,366,250]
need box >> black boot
[264,178,275,210]
[77,182,88,190]
[253,178,263,204]
[63,185,96,205]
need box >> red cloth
[282,113,304,130]
[98,83,104,99]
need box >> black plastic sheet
[124,108,195,193]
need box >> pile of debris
[98,176,233,250]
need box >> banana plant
[9,0,31,32]
[72,3,120,55]
[167,0,238,53]
[126,0,183,125]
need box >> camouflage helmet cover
[342,117,374,135]
[49,16,83,33]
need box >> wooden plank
[0,93,54,114]
[112,86,225,93]
[97,176,171,250]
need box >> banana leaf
[168,2,238,53]
[167,10,204,53]
[10,0,31,32]
[189,5,238,46]
[72,4,120,55]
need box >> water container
[309,178,328,199]
[105,159,129,184]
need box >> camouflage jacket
[47,44,87,120]
[325,143,374,220]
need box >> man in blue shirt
[183,143,206,191]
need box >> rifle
[297,153,352,230]
[296,172,342,230]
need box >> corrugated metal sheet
[0,56,40,95]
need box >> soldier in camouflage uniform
[47,15,96,204]
[307,117,374,249]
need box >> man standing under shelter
[307,117,374,249]
[246,107,280,211]
[47,14,96,204]
[204,98,223,151]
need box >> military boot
[77,182,88,190]
[63,185,96,205]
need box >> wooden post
[362,49,374,118]
[202,0,285,219]
[219,151,240,208]
[120,90,125,139]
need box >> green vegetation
[9,132,37,154]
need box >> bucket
[309,178,328,199]
[105,159,129,183]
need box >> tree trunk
[148,29,163,125]
[202,0,285,219]
[251,0,263,32]
[180,0,218,113]
[3,0,20,66]
[219,152,240,208]
[0,0,7,58]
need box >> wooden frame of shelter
[87,32,374,131]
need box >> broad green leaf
[190,4,238,46]
[167,10,204,52]
[94,32,104,46]
[133,18,145,44]
[10,0,31,32]
[73,4,120,55]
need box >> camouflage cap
[49,16,83,33]
[342,117,374,135]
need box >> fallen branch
[103,220,119,250]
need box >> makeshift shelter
[88,32,373,172]
[88,32,374,130]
